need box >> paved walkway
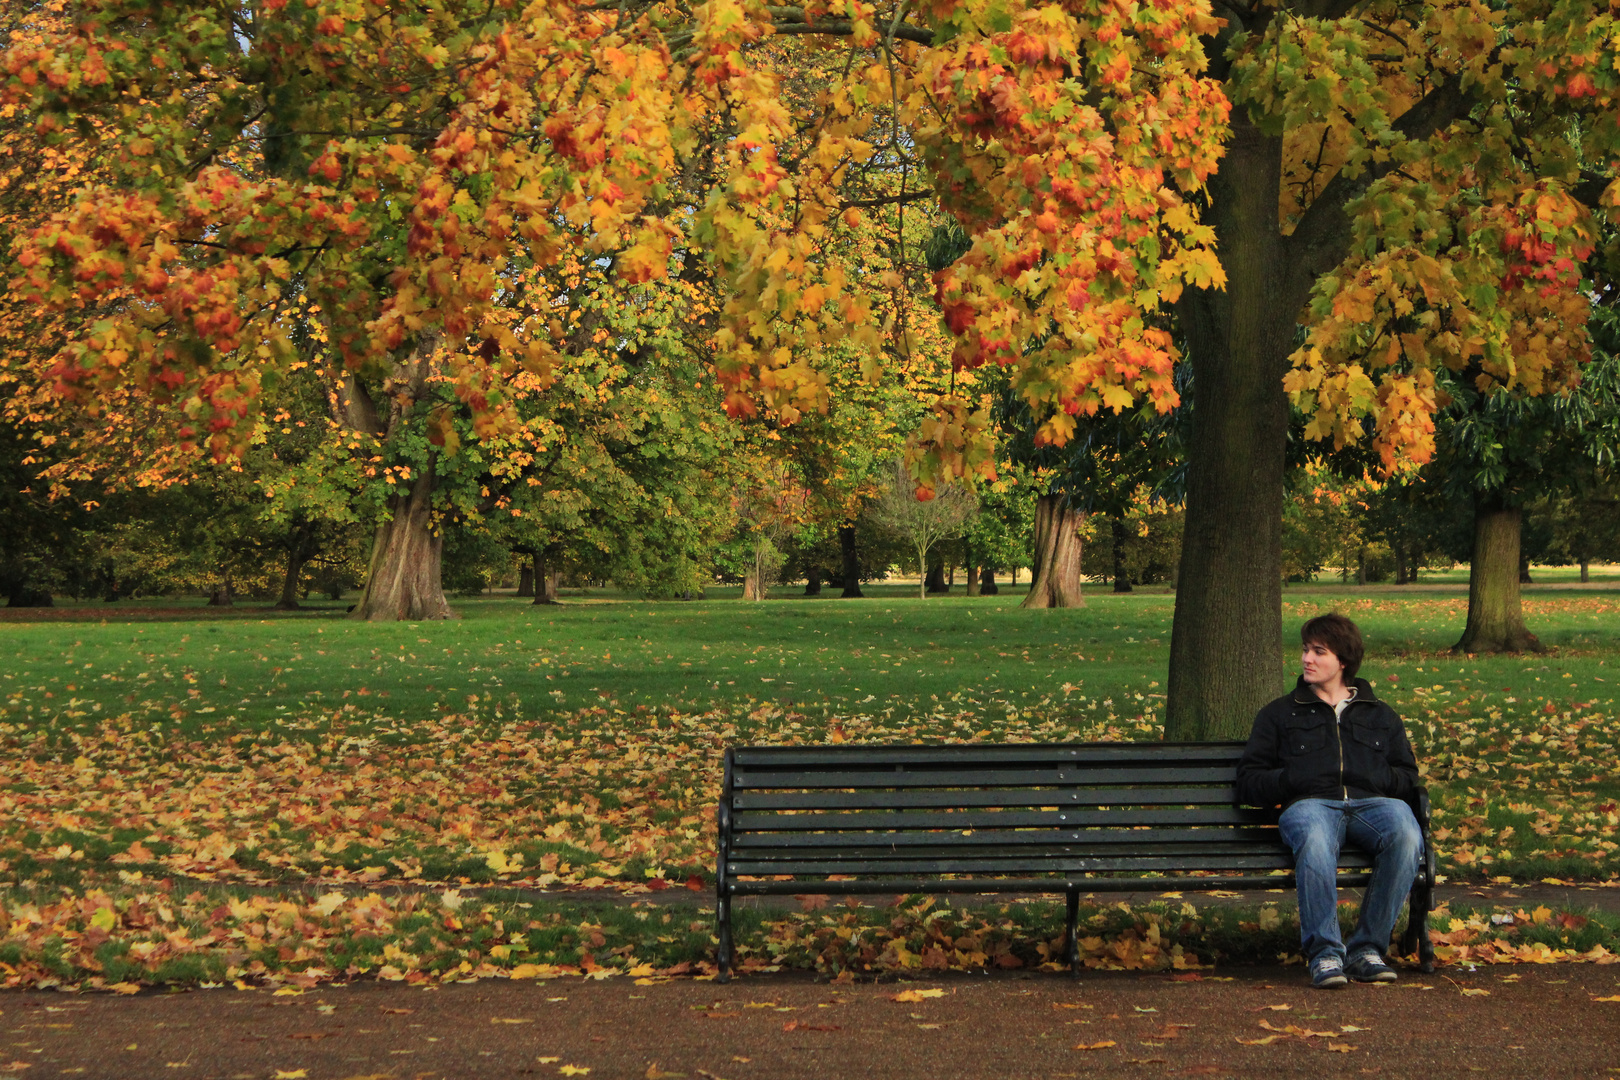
[4,964,1618,1079]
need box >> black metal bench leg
[1066,887,1081,977]
[1416,882,1435,973]
[716,894,733,984]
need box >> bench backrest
[719,742,1377,895]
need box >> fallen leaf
[1237,1035,1287,1045]
[538,1058,560,1065]
[1461,988,1491,997]
[559,1068,591,1077]
[890,989,945,1002]
[1593,995,1620,1002]
[380,1007,414,1015]
[1073,1041,1117,1050]
[781,1021,839,1032]
[272,1072,307,1080]
[1255,1004,1292,1012]
[492,1018,533,1025]
[288,1032,337,1041]
[644,1066,686,1079]
[1327,1043,1357,1053]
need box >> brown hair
[1301,613,1364,681]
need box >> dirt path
[4,964,1618,1080]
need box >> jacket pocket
[1284,717,1331,754]
[1347,720,1387,752]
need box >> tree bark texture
[839,525,864,598]
[1112,517,1133,593]
[533,552,559,605]
[1455,496,1544,653]
[804,568,823,596]
[979,567,999,595]
[966,563,981,596]
[1166,117,1293,740]
[1021,494,1085,609]
[351,456,453,621]
[925,562,949,593]
[276,551,305,610]
[517,562,536,597]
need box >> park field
[1,584,1618,988]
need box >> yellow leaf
[890,989,945,1002]
[1592,995,1620,1002]
[273,1072,308,1080]
[1073,1041,1116,1050]
[559,1068,591,1077]
[1327,1043,1357,1053]
[1237,1035,1287,1045]
[1461,988,1490,997]
[492,1018,532,1025]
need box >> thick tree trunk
[4,579,52,607]
[275,550,305,610]
[517,562,536,597]
[207,572,234,607]
[1022,494,1085,608]
[804,568,823,596]
[966,562,981,597]
[1454,496,1543,653]
[533,552,559,605]
[1518,550,1533,584]
[925,562,949,594]
[1581,558,1590,583]
[351,458,453,621]
[1112,518,1133,593]
[1395,542,1410,585]
[839,524,864,598]
[979,567,999,595]
[1166,117,1293,740]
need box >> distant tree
[871,458,978,600]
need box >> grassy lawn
[1,582,1618,988]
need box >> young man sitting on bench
[1237,613,1424,989]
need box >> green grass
[1,584,1615,735]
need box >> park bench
[714,741,1436,981]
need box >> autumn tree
[9,1,1617,733]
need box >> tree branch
[1287,71,1475,281]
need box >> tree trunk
[743,572,762,600]
[804,568,823,596]
[1454,495,1544,653]
[351,457,453,621]
[4,578,52,607]
[1166,116,1293,740]
[1518,550,1533,584]
[1112,517,1133,593]
[533,552,559,605]
[1581,558,1590,583]
[275,549,305,610]
[839,524,864,598]
[207,571,234,607]
[1022,494,1085,608]
[517,562,536,597]
[980,567,999,595]
[966,562,981,596]
[1395,541,1410,585]
[925,562,949,594]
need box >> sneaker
[1310,956,1349,989]
[1346,952,1398,983]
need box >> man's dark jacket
[1236,677,1420,808]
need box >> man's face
[1301,641,1345,688]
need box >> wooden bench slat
[731,744,1247,767]
[725,874,1375,896]
[732,808,1277,830]
[734,787,1239,810]
[727,854,1308,875]
[732,765,1243,789]
[731,827,1285,848]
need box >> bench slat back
[720,741,1366,894]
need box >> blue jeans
[1278,797,1423,964]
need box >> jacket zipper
[1334,700,1347,799]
